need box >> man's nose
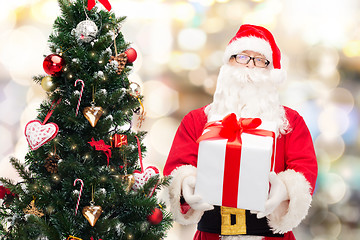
[246,59,255,68]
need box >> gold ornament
[121,174,135,192]
[41,76,57,92]
[66,236,82,240]
[83,103,104,127]
[23,199,44,217]
[82,202,103,227]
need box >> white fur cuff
[267,169,312,234]
[168,165,205,225]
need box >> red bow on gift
[198,113,270,144]
[87,0,112,11]
[197,113,276,208]
[88,138,112,166]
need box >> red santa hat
[223,24,282,70]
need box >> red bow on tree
[0,186,13,199]
[87,0,112,11]
[90,237,103,240]
[88,138,112,166]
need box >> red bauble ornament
[43,54,65,75]
[147,208,163,225]
[125,48,137,63]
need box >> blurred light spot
[189,0,215,6]
[0,81,28,125]
[136,23,173,66]
[0,26,47,86]
[216,0,230,3]
[318,105,349,138]
[340,205,360,225]
[31,0,59,24]
[244,1,282,26]
[26,84,46,104]
[0,154,21,181]
[113,2,170,19]
[343,40,360,57]
[336,155,360,190]
[203,75,217,95]
[322,173,347,205]
[204,50,224,70]
[172,53,201,71]
[310,211,341,239]
[150,117,179,156]
[172,2,195,22]
[0,5,16,34]
[280,80,317,108]
[143,80,179,118]
[315,135,345,162]
[221,2,250,21]
[178,28,207,51]
[308,46,339,78]
[188,67,208,86]
[328,88,354,114]
[20,98,43,130]
[203,17,225,34]
[0,125,12,156]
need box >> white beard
[206,64,289,135]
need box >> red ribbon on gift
[197,113,276,208]
[111,134,128,148]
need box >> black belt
[198,206,284,237]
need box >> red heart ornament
[25,120,59,150]
[132,166,159,197]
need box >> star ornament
[23,200,44,217]
[88,138,112,166]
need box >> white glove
[182,175,214,211]
[252,172,289,219]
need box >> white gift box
[195,120,277,212]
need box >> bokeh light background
[1,0,360,239]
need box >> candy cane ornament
[74,79,85,116]
[73,178,84,215]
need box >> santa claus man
[163,24,318,240]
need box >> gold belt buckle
[220,206,247,235]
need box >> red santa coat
[164,105,318,240]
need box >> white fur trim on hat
[267,169,313,234]
[167,165,205,225]
[223,36,273,66]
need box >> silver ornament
[75,20,98,43]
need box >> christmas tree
[0,0,172,239]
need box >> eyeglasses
[231,54,270,68]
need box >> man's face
[229,50,269,69]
